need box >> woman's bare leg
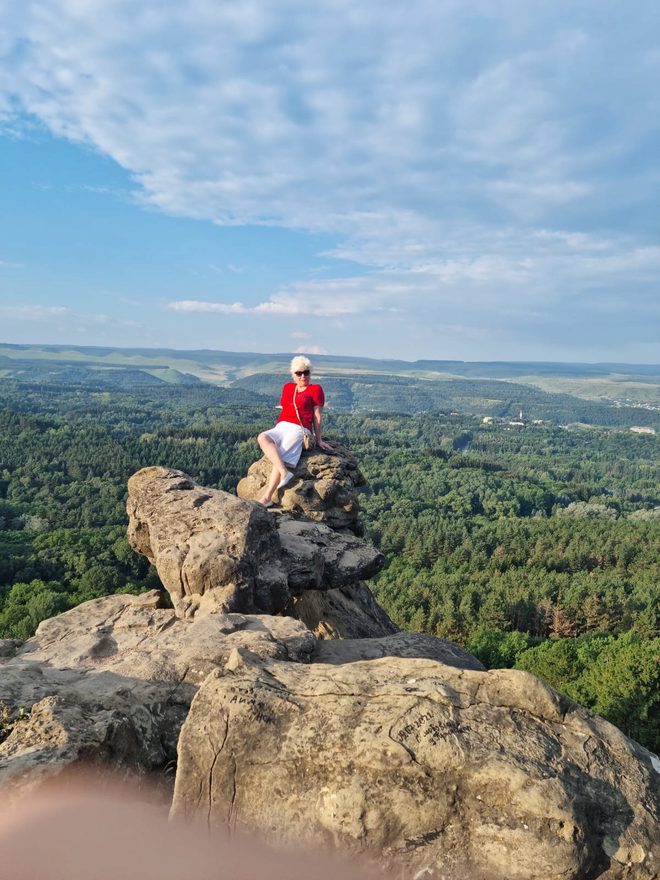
[257,433,289,504]
[258,466,282,505]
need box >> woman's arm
[313,405,323,442]
[313,406,332,451]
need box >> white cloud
[1,0,658,357]
[167,223,660,343]
[0,304,70,319]
[168,279,386,318]
[288,330,327,355]
[294,344,327,355]
[0,303,142,329]
[168,299,299,316]
[3,1,656,227]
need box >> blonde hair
[290,355,312,376]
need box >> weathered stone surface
[127,467,383,619]
[0,693,165,793]
[171,651,660,880]
[127,467,288,618]
[237,443,365,534]
[276,519,383,592]
[0,591,316,798]
[287,582,398,639]
[22,590,317,678]
[0,659,183,797]
[312,631,485,670]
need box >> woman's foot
[256,497,274,508]
[277,470,294,490]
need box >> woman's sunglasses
[294,370,311,376]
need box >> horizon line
[1,341,659,370]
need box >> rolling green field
[1,342,659,429]
[504,374,660,407]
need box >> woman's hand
[317,438,334,452]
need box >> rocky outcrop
[4,462,659,880]
[126,467,383,619]
[127,467,287,618]
[171,650,660,880]
[236,443,365,534]
[0,692,165,793]
[276,516,383,592]
[0,591,316,798]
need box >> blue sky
[0,0,658,362]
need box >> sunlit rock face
[0,591,317,798]
[171,649,660,880]
[126,466,383,620]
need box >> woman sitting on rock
[257,355,332,507]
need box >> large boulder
[171,650,660,880]
[126,467,383,618]
[0,591,316,799]
[236,443,365,534]
[127,467,287,618]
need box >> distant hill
[0,350,201,389]
[0,342,658,428]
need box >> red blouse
[277,383,325,431]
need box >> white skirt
[262,421,310,467]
